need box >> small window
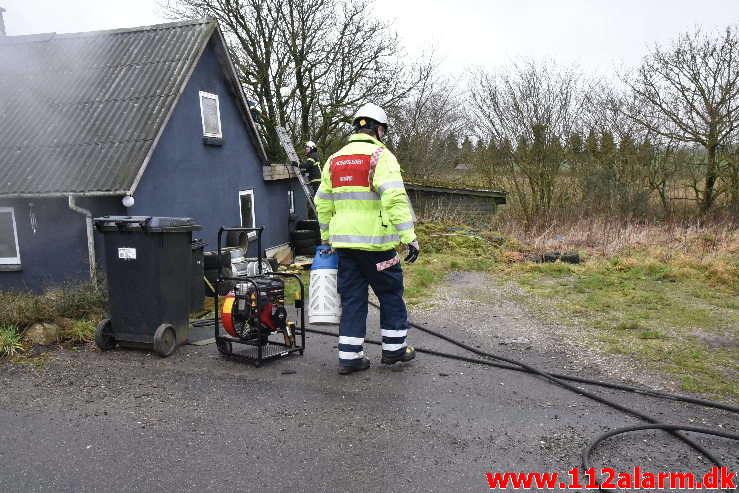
[288,191,295,213]
[0,207,21,265]
[199,91,222,138]
[239,190,256,238]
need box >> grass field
[404,221,738,403]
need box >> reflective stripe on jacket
[300,150,322,182]
[314,134,416,251]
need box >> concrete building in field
[0,18,307,292]
[404,182,506,221]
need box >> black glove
[404,240,420,264]
[321,240,334,255]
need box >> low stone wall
[405,184,506,224]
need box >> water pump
[214,226,305,365]
[222,278,288,344]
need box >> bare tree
[391,57,467,180]
[160,0,422,159]
[642,136,689,216]
[467,59,588,224]
[623,25,739,214]
[718,144,739,217]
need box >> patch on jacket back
[330,154,370,188]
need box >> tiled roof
[0,19,218,197]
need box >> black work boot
[338,357,371,375]
[381,346,416,365]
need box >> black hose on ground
[304,325,739,413]
[191,318,216,328]
[371,301,738,483]
[200,310,738,480]
[193,312,738,413]
[581,424,739,471]
[310,302,739,476]
[307,326,737,491]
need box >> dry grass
[498,218,739,295]
[409,217,738,401]
[497,217,738,257]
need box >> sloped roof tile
[0,19,218,197]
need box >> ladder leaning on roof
[275,126,316,216]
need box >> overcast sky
[1,0,737,76]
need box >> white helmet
[353,103,388,127]
[305,141,316,149]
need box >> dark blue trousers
[336,248,409,363]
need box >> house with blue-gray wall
[0,18,308,292]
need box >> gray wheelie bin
[93,216,202,357]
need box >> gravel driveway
[1,272,736,492]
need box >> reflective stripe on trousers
[338,336,364,360]
[336,248,409,363]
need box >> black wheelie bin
[93,216,202,357]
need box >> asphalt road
[1,276,737,492]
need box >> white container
[245,259,272,277]
[231,258,272,277]
[308,246,341,325]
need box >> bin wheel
[299,349,304,355]
[153,324,177,357]
[216,338,232,356]
[94,318,116,351]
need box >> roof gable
[0,18,264,198]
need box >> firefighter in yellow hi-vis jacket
[314,103,419,375]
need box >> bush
[59,319,97,345]
[0,292,55,330]
[46,280,108,321]
[0,280,108,350]
[0,326,25,358]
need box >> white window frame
[0,207,21,265]
[199,91,222,138]
[288,190,295,213]
[238,190,257,239]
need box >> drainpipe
[68,196,96,285]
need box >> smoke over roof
[0,6,7,36]
[0,19,215,197]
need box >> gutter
[67,196,96,284]
[0,190,127,199]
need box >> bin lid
[191,239,208,249]
[94,216,202,233]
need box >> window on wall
[239,190,256,238]
[199,91,222,138]
[0,207,21,266]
